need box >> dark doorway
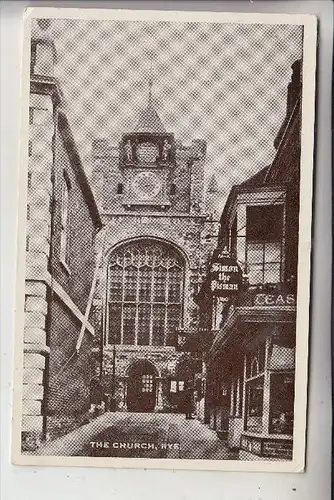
[127,360,157,412]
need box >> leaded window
[107,240,184,346]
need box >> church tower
[205,173,221,221]
[91,81,217,413]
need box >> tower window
[116,183,123,195]
[170,183,176,196]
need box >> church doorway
[127,360,158,412]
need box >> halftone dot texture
[24,17,302,460]
[48,19,303,209]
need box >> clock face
[131,171,162,200]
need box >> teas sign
[253,293,295,307]
[209,250,242,297]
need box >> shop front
[205,285,296,460]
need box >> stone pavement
[35,412,236,460]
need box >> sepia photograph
[12,7,317,472]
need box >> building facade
[197,60,302,460]
[91,89,217,413]
[23,20,102,451]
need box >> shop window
[246,342,265,378]
[269,373,294,435]
[245,376,264,433]
[60,171,71,267]
[246,205,283,285]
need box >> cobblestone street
[36,413,237,460]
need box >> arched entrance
[127,360,158,412]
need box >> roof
[239,165,270,188]
[57,110,102,230]
[135,102,166,134]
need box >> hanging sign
[209,249,242,297]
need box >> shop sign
[253,293,295,307]
[209,249,242,297]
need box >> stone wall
[22,91,54,451]
[46,295,93,416]
[91,138,206,216]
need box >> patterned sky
[39,18,303,208]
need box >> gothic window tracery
[107,240,185,346]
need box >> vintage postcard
[12,7,317,472]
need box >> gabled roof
[239,165,270,188]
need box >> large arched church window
[106,240,185,346]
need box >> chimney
[274,59,302,149]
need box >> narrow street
[37,413,237,460]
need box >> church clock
[131,171,162,201]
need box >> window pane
[246,377,264,433]
[153,267,166,302]
[108,303,122,344]
[122,304,136,345]
[168,267,182,302]
[247,242,264,264]
[264,263,281,283]
[152,304,165,346]
[248,264,263,285]
[124,266,137,302]
[107,241,185,346]
[246,205,283,241]
[265,242,281,263]
[137,304,150,345]
[269,373,294,435]
[142,374,154,392]
[109,266,123,301]
[138,267,152,302]
[166,305,181,346]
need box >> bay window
[246,204,284,285]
